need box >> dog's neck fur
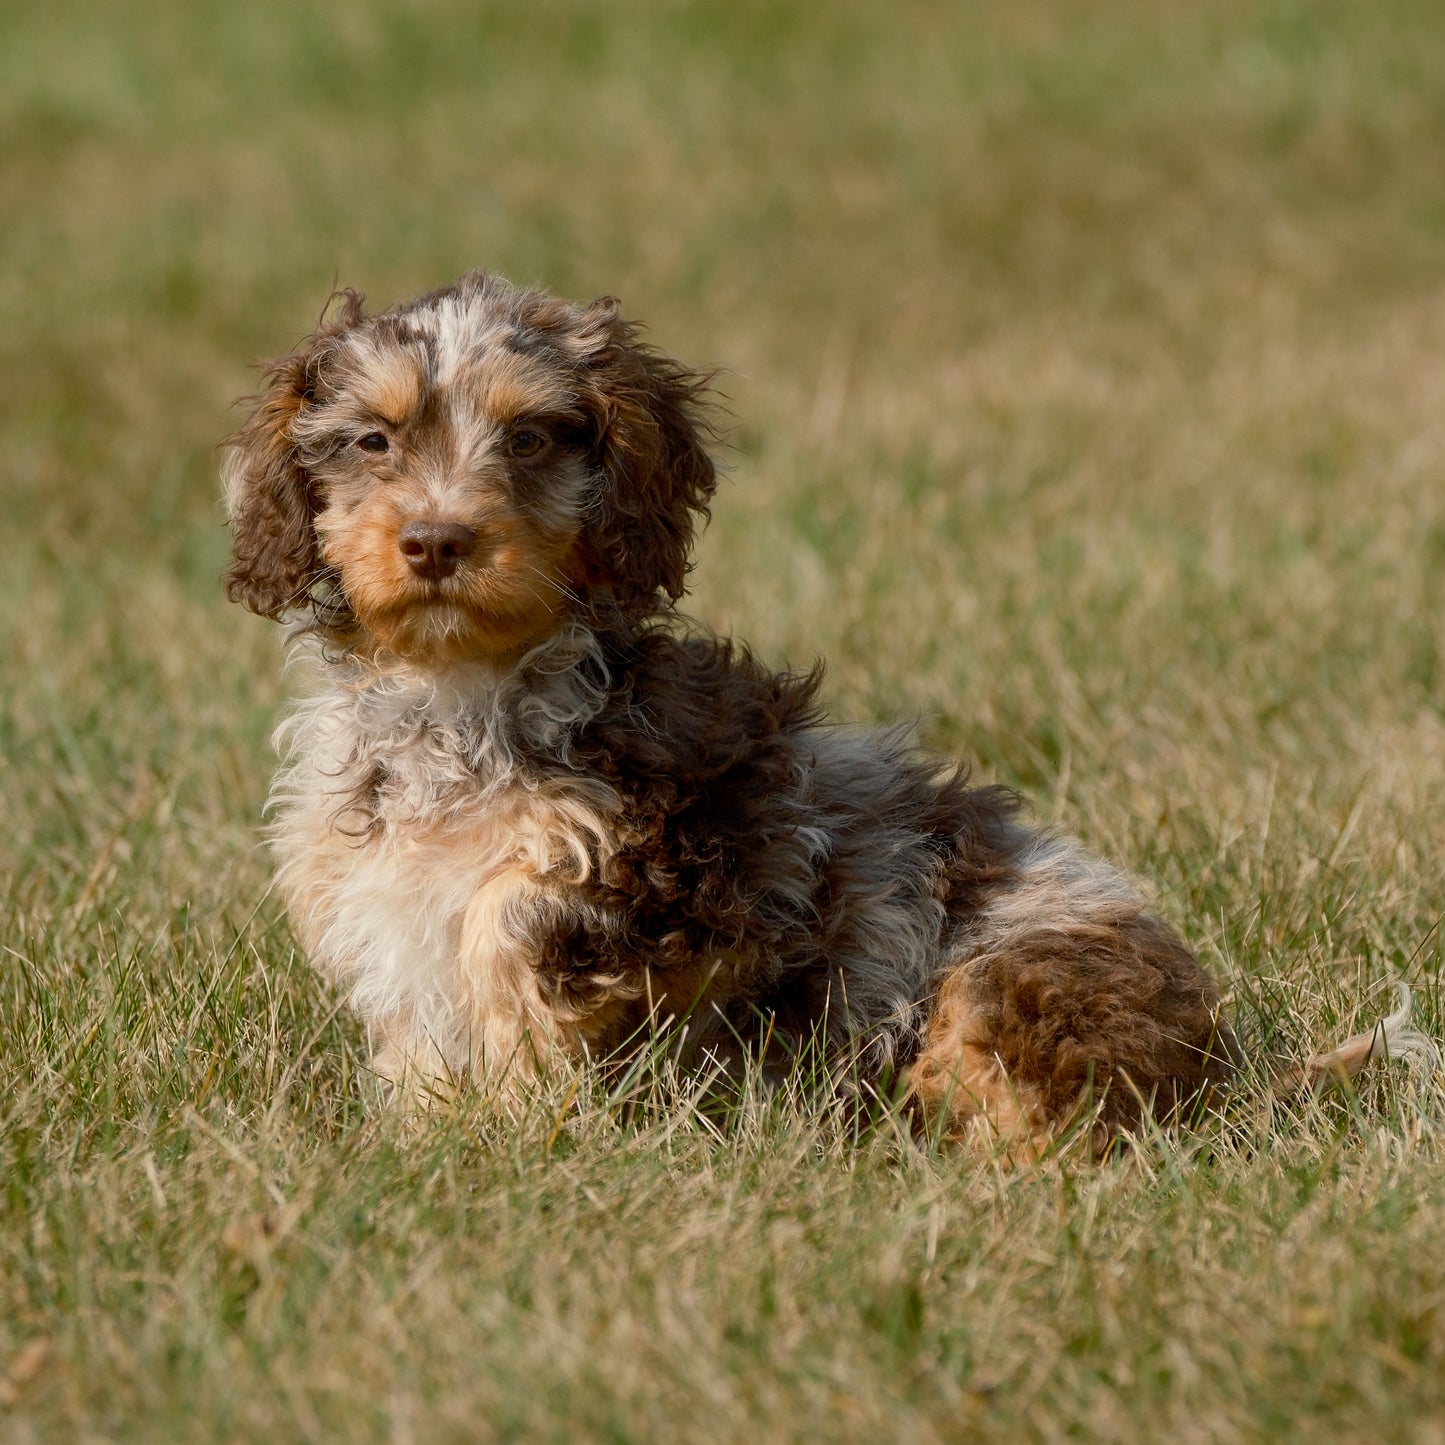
[272,616,620,831]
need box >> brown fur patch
[912,905,1239,1154]
[223,290,367,620]
[569,298,718,621]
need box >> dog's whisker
[519,562,583,610]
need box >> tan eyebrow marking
[349,341,423,425]
[472,351,578,425]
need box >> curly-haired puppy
[223,271,1430,1155]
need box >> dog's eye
[507,429,549,459]
[356,432,390,453]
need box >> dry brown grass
[3,0,1445,1437]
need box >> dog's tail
[1274,983,1439,1096]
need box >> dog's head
[222,272,717,665]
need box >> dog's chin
[357,593,565,670]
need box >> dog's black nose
[398,521,477,581]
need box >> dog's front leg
[456,866,641,1100]
[362,867,593,1111]
[367,867,644,1111]
[453,865,573,1094]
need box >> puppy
[223,271,1428,1154]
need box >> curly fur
[224,270,1431,1156]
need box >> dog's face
[223,273,716,666]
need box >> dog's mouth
[392,586,480,623]
[365,579,566,663]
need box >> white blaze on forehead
[423,294,519,387]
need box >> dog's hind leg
[910,835,1239,1158]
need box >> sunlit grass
[3,0,1445,1437]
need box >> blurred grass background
[3,0,1445,1438]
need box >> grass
[3,0,1445,1436]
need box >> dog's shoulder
[568,627,824,798]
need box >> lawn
[3,0,1445,1438]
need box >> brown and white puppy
[223,271,1430,1155]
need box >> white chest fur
[265,660,616,1072]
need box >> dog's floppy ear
[222,292,363,620]
[575,297,718,619]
